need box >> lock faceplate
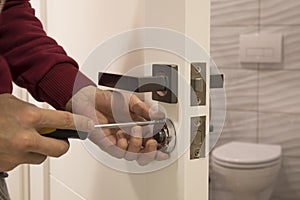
[191,63,207,106]
[190,116,206,159]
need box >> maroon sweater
[0,0,94,109]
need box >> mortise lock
[191,63,207,106]
[98,64,178,103]
[190,116,206,159]
[191,62,224,106]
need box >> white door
[37,0,210,199]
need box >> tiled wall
[210,0,300,199]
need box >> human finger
[116,130,128,151]
[22,131,70,157]
[155,151,169,161]
[129,95,165,120]
[20,152,47,165]
[0,163,18,172]
[88,110,116,144]
[87,110,125,159]
[142,124,163,140]
[136,139,158,166]
[141,137,169,161]
[129,96,151,120]
[124,126,143,161]
[0,152,46,171]
[34,109,94,132]
[105,131,128,159]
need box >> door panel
[46,1,210,199]
[50,177,84,200]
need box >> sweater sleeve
[0,55,13,94]
[0,0,95,109]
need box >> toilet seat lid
[212,142,282,165]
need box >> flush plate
[239,34,283,63]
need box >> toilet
[211,142,282,200]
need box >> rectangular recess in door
[190,116,206,160]
[191,63,206,106]
[152,64,178,104]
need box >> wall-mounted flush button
[239,34,282,63]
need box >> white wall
[210,0,300,199]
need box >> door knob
[153,119,176,153]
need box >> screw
[194,149,201,158]
[193,118,202,127]
[197,97,202,104]
[195,66,202,73]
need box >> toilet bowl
[211,142,282,200]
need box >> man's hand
[0,94,94,171]
[66,86,169,166]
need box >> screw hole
[194,149,200,157]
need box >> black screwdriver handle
[42,129,89,140]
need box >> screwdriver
[39,119,167,140]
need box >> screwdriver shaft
[94,119,166,129]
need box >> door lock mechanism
[153,119,176,153]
